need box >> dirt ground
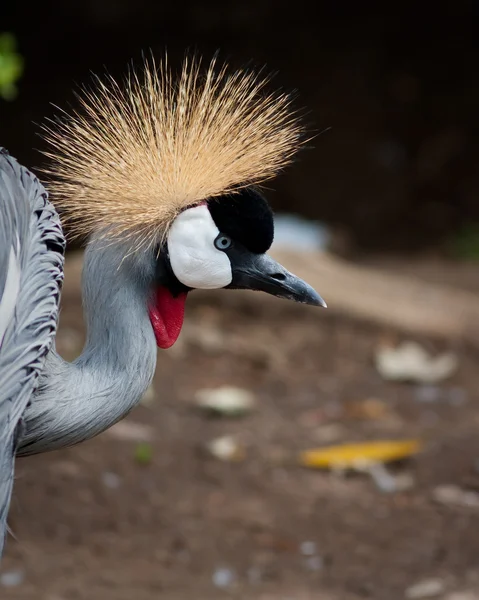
[3,257,479,600]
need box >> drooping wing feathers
[41,55,305,250]
[0,148,65,555]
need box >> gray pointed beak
[227,249,326,307]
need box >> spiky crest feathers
[41,55,305,251]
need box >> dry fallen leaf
[207,435,245,462]
[299,439,422,470]
[405,578,446,599]
[375,341,458,383]
[432,484,479,509]
[106,420,154,442]
[345,398,391,420]
[445,591,479,600]
[195,386,256,417]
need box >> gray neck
[18,238,158,456]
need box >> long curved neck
[18,240,158,456]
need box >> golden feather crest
[41,55,305,248]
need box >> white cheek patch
[167,205,232,289]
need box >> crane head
[40,54,327,349]
[149,186,325,349]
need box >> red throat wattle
[148,287,188,349]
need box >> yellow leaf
[299,439,422,470]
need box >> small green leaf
[134,442,153,465]
[0,33,23,101]
[450,224,479,260]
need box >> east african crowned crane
[0,56,325,555]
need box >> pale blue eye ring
[214,234,232,251]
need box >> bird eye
[214,234,232,251]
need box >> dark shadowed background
[2,1,479,252]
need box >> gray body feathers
[0,149,64,554]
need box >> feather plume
[41,55,305,249]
